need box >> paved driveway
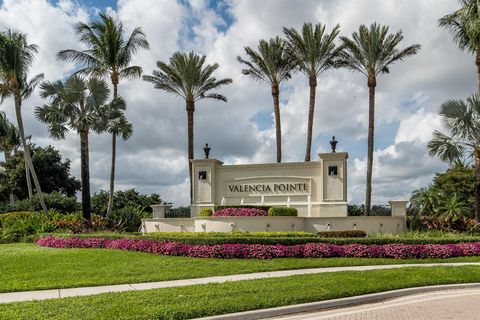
[267,288,480,320]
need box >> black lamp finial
[330,136,338,153]
[203,143,211,159]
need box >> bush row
[40,232,480,245]
[317,230,367,238]
[36,236,480,259]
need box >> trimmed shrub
[199,208,213,217]
[317,230,367,238]
[36,236,480,260]
[212,207,268,217]
[268,207,298,216]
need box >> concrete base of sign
[142,216,407,234]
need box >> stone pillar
[319,152,348,202]
[150,203,171,219]
[389,200,408,217]
[190,158,223,217]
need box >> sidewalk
[1,262,480,304]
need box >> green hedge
[317,230,367,238]
[39,232,480,246]
[199,208,213,217]
[268,207,298,216]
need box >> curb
[199,282,480,320]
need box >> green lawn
[2,243,480,293]
[1,266,480,320]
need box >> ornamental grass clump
[212,208,268,217]
[36,236,480,260]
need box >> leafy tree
[431,161,475,211]
[283,22,342,161]
[0,112,19,204]
[143,51,232,203]
[428,94,480,221]
[36,76,115,221]
[0,30,46,211]
[57,12,149,217]
[91,189,162,216]
[238,37,295,163]
[337,23,421,215]
[0,144,80,201]
[440,0,480,92]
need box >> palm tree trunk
[475,153,480,222]
[186,100,195,204]
[365,76,376,216]
[106,82,118,217]
[476,49,480,93]
[305,75,317,162]
[25,157,32,198]
[80,129,91,222]
[107,133,116,217]
[271,85,282,163]
[4,151,14,205]
[14,91,47,212]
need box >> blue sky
[0,0,474,206]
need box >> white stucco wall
[142,216,406,234]
[190,152,348,218]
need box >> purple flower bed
[36,236,480,260]
[212,208,268,217]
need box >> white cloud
[0,0,474,206]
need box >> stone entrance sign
[190,152,348,217]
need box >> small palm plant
[440,0,480,92]
[0,30,47,211]
[427,94,480,222]
[337,23,421,215]
[143,51,232,203]
[238,37,295,163]
[283,22,342,161]
[35,76,113,221]
[57,12,149,216]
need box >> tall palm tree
[337,23,420,215]
[143,51,232,204]
[0,30,47,211]
[427,94,480,222]
[35,76,113,221]
[238,37,295,163]
[283,22,342,162]
[0,111,20,204]
[440,0,480,92]
[57,12,149,216]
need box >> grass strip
[2,243,480,293]
[1,266,480,319]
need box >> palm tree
[440,0,480,92]
[283,23,342,161]
[238,37,295,163]
[143,51,232,203]
[427,94,480,222]
[337,23,421,215]
[0,30,47,211]
[35,76,112,221]
[57,12,149,216]
[0,111,20,204]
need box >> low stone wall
[142,216,406,234]
[142,218,195,233]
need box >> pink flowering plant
[36,236,480,260]
[212,208,268,217]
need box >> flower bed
[36,236,480,259]
[212,208,268,217]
